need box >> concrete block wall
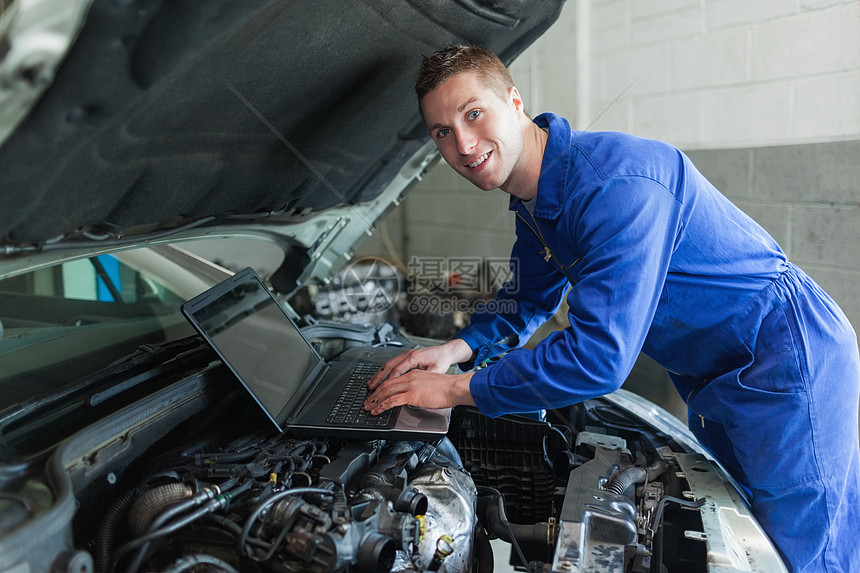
[578,0,860,149]
[547,0,860,333]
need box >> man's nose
[456,129,477,155]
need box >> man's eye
[437,128,451,138]
[468,109,481,120]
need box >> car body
[0,1,787,571]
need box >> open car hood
[0,0,564,283]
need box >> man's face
[421,72,525,192]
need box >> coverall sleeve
[468,175,683,417]
[453,213,570,367]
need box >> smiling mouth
[466,151,490,168]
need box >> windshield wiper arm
[0,337,209,429]
[87,342,211,406]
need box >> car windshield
[0,251,202,411]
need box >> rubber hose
[93,489,137,573]
[128,482,193,536]
[300,324,376,343]
[605,467,648,497]
[645,461,669,481]
[484,499,552,546]
[606,461,668,497]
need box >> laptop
[180,267,451,439]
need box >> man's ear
[509,85,524,113]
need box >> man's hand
[364,370,475,415]
[364,339,477,414]
[367,339,474,389]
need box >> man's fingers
[367,393,407,416]
[365,373,407,405]
[367,359,404,389]
[364,373,415,413]
[366,365,390,390]
[364,370,473,415]
[367,350,421,389]
[367,378,419,415]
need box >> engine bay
[0,324,772,573]
[64,396,716,573]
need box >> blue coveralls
[455,113,860,572]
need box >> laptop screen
[186,271,322,421]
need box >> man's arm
[363,221,569,414]
[469,175,683,417]
[454,213,571,366]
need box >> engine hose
[93,489,137,573]
[476,486,535,568]
[605,461,668,498]
[300,323,377,343]
[484,499,552,546]
[205,514,243,537]
[194,451,256,464]
[121,481,253,573]
[128,482,193,536]
[431,436,463,468]
[605,467,647,497]
[649,495,707,573]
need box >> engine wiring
[237,487,336,561]
[116,480,254,573]
[92,432,481,573]
[649,495,707,538]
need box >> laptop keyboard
[326,362,393,426]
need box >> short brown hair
[415,45,514,105]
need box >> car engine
[0,325,746,573]
[42,391,713,573]
[88,435,476,573]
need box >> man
[364,45,860,572]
